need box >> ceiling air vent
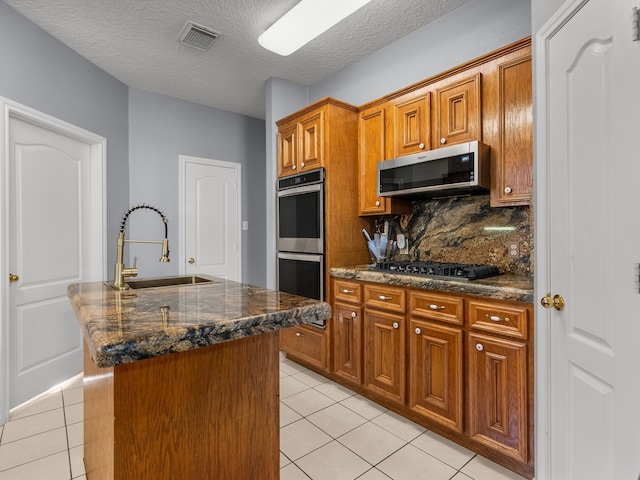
[179,22,219,51]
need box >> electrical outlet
[507,242,519,258]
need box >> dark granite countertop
[68,276,331,368]
[330,266,533,303]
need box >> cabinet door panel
[277,123,297,177]
[409,319,463,432]
[280,325,327,370]
[468,332,528,463]
[299,112,324,172]
[435,73,481,147]
[493,55,533,206]
[394,93,430,157]
[333,303,362,384]
[363,309,405,404]
[359,106,388,215]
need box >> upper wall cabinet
[435,73,481,148]
[491,52,533,207]
[393,89,431,157]
[357,37,532,210]
[358,104,388,216]
[358,104,411,216]
[277,109,324,177]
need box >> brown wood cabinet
[320,277,534,479]
[358,104,411,216]
[83,333,280,480]
[277,110,324,177]
[363,284,406,404]
[332,278,363,384]
[393,89,431,157]
[435,73,481,148]
[491,51,533,206]
[409,318,464,432]
[280,324,328,370]
[363,307,406,404]
[408,290,464,432]
[468,332,528,463]
[357,37,533,210]
[277,99,371,367]
[467,297,532,465]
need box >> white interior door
[179,156,241,282]
[1,100,105,421]
[536,1,640,478]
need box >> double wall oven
[277,169,325,306]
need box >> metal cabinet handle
[188,257,195,264]
[504,186,512,194]
[9,273,19,283]
[485,314,509,322]
[351,312,356,318]
[292,165,297,170]
[419,143,425,149]
[440,137,446,144]
[429,304,445,310]
[415,327,422,335]
[476,343,484,351]
[379,295,392,301]
[392,322,399,329]
[342,289,353,294]
[375,200,380,206]
[295,331,303,337]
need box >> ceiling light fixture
[258,0,373,56]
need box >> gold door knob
[541,292,565,311]
[9,273,19,283]
[188,258,195,264]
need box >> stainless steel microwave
[377,141,491,198]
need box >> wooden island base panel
[68,275,331,480]
[83,332,279,480]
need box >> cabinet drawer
[334,280,362,304]
[280,325,327,370]
[364,284,406,313]
[468,300,529,339]
[409,290,464,325]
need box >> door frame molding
[0,97,106,423]
[178,155,242,279]
[535,1,589,478]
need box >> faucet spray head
[160,238,170,262]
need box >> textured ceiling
[4,0,470,119]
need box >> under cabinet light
[258,0,373,56]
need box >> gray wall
[264,0,532,288]
[532,0,565,36]
[264,78,308,289]
[0,1,130,273]
[128,88,266,286]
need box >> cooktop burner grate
[374,261,501,280]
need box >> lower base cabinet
[468,332,529,464]
[363,308,406,404]
[333,302,362,384]
[314,278,534,479]
[280,324,328,370]
[408,318,464,433]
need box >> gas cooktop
[374,261,501,280]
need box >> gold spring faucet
[112,204,170,290]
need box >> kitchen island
[68,276,331,480]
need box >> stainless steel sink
[106,275,217,290]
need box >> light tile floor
[0,353,529,480]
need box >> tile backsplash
[377,195,532,275]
